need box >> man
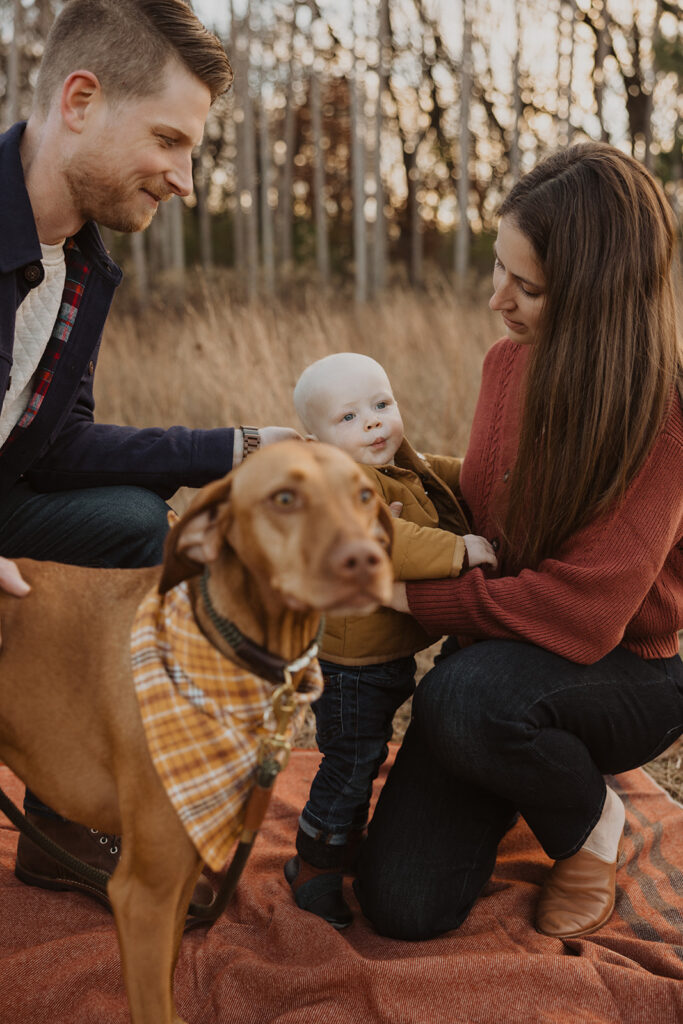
[0,0,296,907]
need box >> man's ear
[373,498,394,555]
[60,70,101,134]
[159,473,233,594]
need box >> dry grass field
[96,275,683,805]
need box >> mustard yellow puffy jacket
[320,438,470,666]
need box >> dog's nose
[329,539,383,580]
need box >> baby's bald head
[293,353,404,467]
[294,353,391,434]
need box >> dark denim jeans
[354,638,683,940]
[0,480,170,816]
[300,655,417,846]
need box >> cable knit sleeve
[407,396,683,665]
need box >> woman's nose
[490,279,515,311]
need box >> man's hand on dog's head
[233,426,303,466]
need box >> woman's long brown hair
[498,142,681,570]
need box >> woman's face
[489,216,546,345]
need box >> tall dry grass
[96,275,499,463]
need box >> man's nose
[165,152,194,198]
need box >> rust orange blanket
[1,752,682,1023]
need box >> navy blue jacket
[0,122,235,500]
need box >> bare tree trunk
[130,232,149,306]
[509,0,522,181]
[243,79,259,299]
[310,69,330,284]
[594,21,610,142]
[455,0,472,283]
[259,90,275,294]
[350,44,367,303]
[278,15,297,277]
[643,1,663,172]
[6,0,22,129]
[408,144,423,288]
[169,195,186,298]
[372,0,390,295]
[196,137,213,270]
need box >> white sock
[581,785,625,863]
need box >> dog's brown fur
[0,441,393,1024]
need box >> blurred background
[1,1,681,305]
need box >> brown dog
[0,440,393,1024]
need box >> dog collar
[199,569,324,686]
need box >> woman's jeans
[0,480,170,817]
[299,655,416,855]
[354,638,683,940]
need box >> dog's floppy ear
[373,498,394,555]
[159,474,233,594]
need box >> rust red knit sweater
[407,339,683,664]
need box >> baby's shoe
[284,855,352,929]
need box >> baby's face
[308,365,404,467]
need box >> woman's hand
[0,557,30,596]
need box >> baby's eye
[359,488,373,504]
[376,401,387,410]
[342,413,355,422]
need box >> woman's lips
[502,314,525,332]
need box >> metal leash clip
[258,670,297,775]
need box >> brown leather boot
[15,814,215,927]
[535,845,622,939]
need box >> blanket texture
[1,750,682,1023]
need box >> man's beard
[64,158,165,233]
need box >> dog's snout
[330,539,383,580]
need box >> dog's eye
[272,489,296,507]
[359,488,373,504]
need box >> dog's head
[160,440,394,616]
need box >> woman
[354,142,683,941]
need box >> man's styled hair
[34,0,233,113]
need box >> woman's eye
[359,488,373,504]
[272,490,296,506]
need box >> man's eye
[272,490,296,506]
[359,488,373,504]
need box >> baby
[285,352,496,927]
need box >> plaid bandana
[131,581,323,870]
[3,240,90,449]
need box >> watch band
[240,425,261,460]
